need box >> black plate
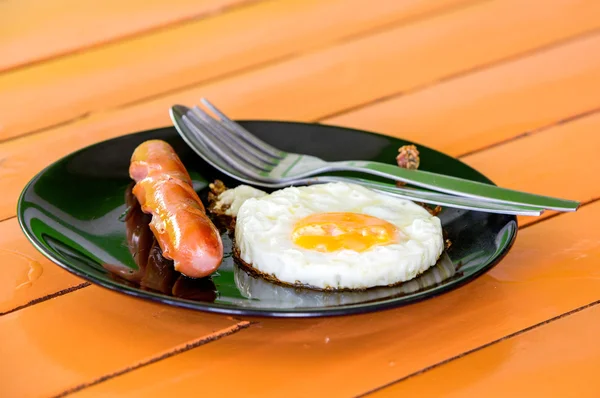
[17,122,517,317]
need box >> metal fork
[170,99,578,212]
[170,105,546,216]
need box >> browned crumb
[413,202,442,217]
[427,205,443,217]
[395,145,420,188]
[394,145,443,216]
[207,179,228,203]
[206,179,236,234]
[396,144,420,169]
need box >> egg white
[213,184,267,216]
[234,182,444,290]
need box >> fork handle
[309,176,544,216]
[330,161,579,212]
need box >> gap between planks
[0,0,488,145]
[0,282,91,316]
[357,293,600,397]
[315,27,600,122]
[0,24,600,151]
[51,320,256,398]
[112,0,488,110]
[3,24,598,148]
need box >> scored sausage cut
[129,139,223,278]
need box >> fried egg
[234,182,444,290]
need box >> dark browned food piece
[445,239,452,250]
[207,179,237,234]
[396,144,420,188]
[396,144,420,170]
[394,145,443,216]
[172,275,218,302]
[140,239,178,294]
[124,183,153,272]
[418,204,442,217]
[102,184,153,283]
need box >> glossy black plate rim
[17,122,518,318]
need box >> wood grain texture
[0,287,243,398]
[0,218,83,315]
[67,200,600,397]
[1,32,599,223]
[325,32,600,156]
[461,111,600,226]
[0,0,250,72]
[0,0,471,141]
[369,304,600,398]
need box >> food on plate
[394,144,442,216]
[233,182,444,290]
[122,139,446,292]
[207,180,267,232]
[103,186,217,301]
[128,140,223,278]
[202,143,447,291]
[124,183,154,272]
[396,144,420,170]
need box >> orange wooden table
[2,1,600,397]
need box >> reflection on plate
[105,183,459,308]
[233,253,458,308]
[18,123,517,317]
[101,183,218,303]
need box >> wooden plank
[0,3,598,223]
[325,33,600,157]
[0,0,472,141]
[0,0,248,72]
[0,56,600,227]
[0,218,84,315]
[369,304,600,398]
[0,286,245,398]
[64,200,600,398]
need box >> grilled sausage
[129,140,223,278]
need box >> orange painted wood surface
[0,0,249,71]
[0,218,84,315]
[1,0,599,396]
[0,287,244,398]
[370,304,600,398]
[0,0,471,141]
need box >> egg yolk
[291,212,400,252]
